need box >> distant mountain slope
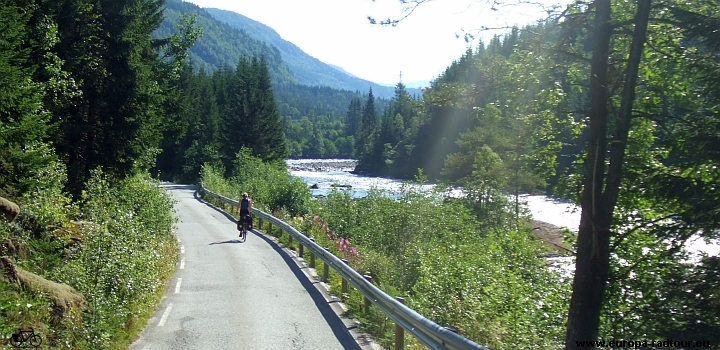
[157,0,391,119]
[202,7,421,98]
[157,0,296,85]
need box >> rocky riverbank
[286,159,357,172]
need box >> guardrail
[199,184,490,350]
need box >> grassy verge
[0,167,177,349]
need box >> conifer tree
[354,88,377,160]
[345,97,362,137]
[218,56,286,173]
[46,0,189,193]
[0,0,53,197]
[245,56,287,162]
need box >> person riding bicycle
[237,192,252,231]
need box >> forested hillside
[156,0,396,158]
[203,7,422,99]
[156,0,296,85]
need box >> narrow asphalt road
[128,184,369,350]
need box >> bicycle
[9,327,42,348]
[237,215,250,242]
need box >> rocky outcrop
[1,256,87,318]
[0,196,20,222]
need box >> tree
[243,56,288,161]
[345,96,363,137]
[355,88,378,162]
[218,56,287,173]
[564,1,651,346]
[43,0,197,194]
[0,0,52,197]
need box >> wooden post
[395,297,405,350]
[322,247,330,282]
[341,259,349,299]
[268,223,273,236]
[363,274,373,313]
[299,242,304,257]
[309,238,316,268]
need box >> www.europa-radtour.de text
[576,339,712,348]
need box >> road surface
[129,184,373,350]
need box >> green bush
[1,167,178,349]
[305,185,569,349]
[202,148,311,216]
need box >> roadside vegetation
[200,156,570,349]
[0,159,177,349]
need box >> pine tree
[245,56,287,162]
[46,0,177,193]
[0,0,52,197]
[345,97,362,137]
[218,56,286,173]
[355,88,377,160]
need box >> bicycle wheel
[29,334,42,347]
[9,335,20,348]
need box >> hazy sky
[182,0,560,86]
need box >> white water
[286,159,719,259]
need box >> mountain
[157,0,391,118]
[157,0,297,85]
[201,7,421,99]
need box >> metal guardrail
[199,184,490,350]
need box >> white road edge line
[158,303,173,327]
[180,246,185,254]
[180,258,185,269]
[174,278,182,293]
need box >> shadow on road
[253,233,363,350]
[209,239,244,245]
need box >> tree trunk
[565,1,652,348]
[565,0,612,347]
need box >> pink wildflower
[337,237,349,252]
[327,230,337,241]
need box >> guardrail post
[299,241,304,257]
[341,259,348,299]
[363,274,373,313]
[395,297,405,350]
[322,247,330,282]
[258,217,263,230]
[309,238,316,268]
[268,222,273,236]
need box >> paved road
[129,184,368,350]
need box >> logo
[8,328,42,348]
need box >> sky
[183,0,562,87]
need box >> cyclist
[237,192,252,234]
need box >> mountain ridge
[200,6,421,98]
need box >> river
[286,159,718,258]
